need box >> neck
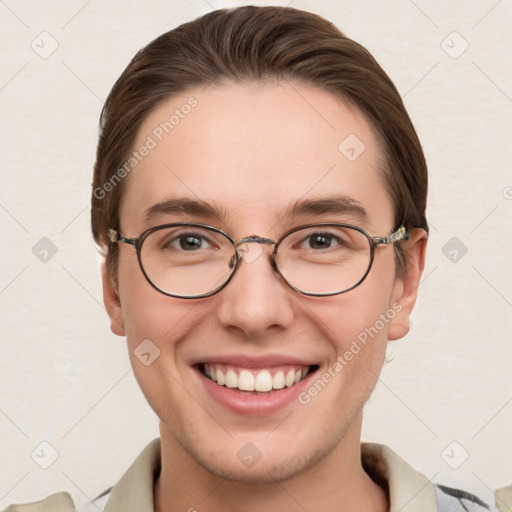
[154,419,389,512]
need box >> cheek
[116,252,199,343]
[307,256,398,369]
[319,284,397,346]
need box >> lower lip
[194,366,316,416]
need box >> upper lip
[190,353,318,368]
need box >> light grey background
[1,0,511,510]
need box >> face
[103,80,425,483]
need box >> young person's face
[103,80,426,482]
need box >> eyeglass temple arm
[373,226,409,245]
[107,228,137,247]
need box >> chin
[201,448,321,484]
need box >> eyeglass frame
[107,222,409,299]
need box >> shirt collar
[495,485,512,512]
[103,438,438,512]
[361,443,437,512]
[104,438,160,512]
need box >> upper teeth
[204,363,310,392]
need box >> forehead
[120,80,394,233]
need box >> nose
[215,240,295,338]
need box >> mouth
[196,363,320,395]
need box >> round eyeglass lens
[275,225,372,295]
[139,225,236,297]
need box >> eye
[167,232,213,251]
[300,232,343,250]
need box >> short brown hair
[91,6,428,284]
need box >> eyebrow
[143,194,368,225]
[143,197,225,223]
[282,195,368,224]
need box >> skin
[102,80,427,512]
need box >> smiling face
[103,80,426,484]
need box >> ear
[101,260,126,336]
[387,228,428,341]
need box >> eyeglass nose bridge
[234,235,275,248]
[230,235,277,268]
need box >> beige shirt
[3,439,499,512]
[496,485,512,512]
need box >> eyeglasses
[108,222,408,299]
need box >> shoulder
[2,492,76,512]
[81,488,111,512]
[361,443,499,512]
[435,484,498,512]
[495,484,512,512]
[3,439,160,512]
